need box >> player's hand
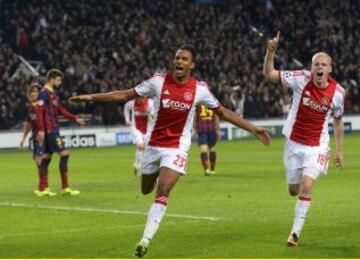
[267,31,280,53]
[334,151,344,169]
[37,131,45,144]
[19,139,25,148]
[69,95,93,103]
[76,118,86,126]
[253,128,271,146]
[125,121,131,126]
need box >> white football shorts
[141,145,188,175]
[284,139,331,184]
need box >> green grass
[0,134,359,258]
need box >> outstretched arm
[69,89,137,103]
[263,31,280,83]
[214,106,271,146]
[333,116,344,169]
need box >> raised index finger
[276,31,280,41]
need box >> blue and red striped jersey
[195,105,217,133]
[26,102,39,140]
[37,87,78,132]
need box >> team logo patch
[321,96,331,106]
[284,71,292,78]
[184,92,193,101]
[137,82,146,88]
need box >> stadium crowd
[0,0,359,129]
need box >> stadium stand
[0,0,359,129]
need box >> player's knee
[301,183,313,194]
[288,186,299,196]
[60,150,69,156]
[288,189,299,196]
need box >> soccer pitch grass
[0,134,359,258]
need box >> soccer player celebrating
[70,44,271,257]
[194,104,220,176]
[36,69,86,196]
[124,97,154,176]
[19,83,46,191]
[263,32,345,246]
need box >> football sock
[210,151,216,171]
[200,152,209,170]
[39,158,51,191]
[142,196,168,243]
[290,194,311,237]
[59,155,69,189]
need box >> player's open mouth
[175,66,184,73]
[317,72,324,77]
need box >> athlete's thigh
[197,133,208,147]
[303,145,331,180]
[141,146,161,174]
[207,132,217,148]
[160,148,188,175]
[32,140,44,160]
[47,132,65,153]
[157,166,182,193]
[284,140,304,184]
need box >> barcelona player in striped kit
[194,104,220,176]
[20,83,45,192]
[36,69,86,196]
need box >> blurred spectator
[0,0,359,130]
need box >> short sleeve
[333,85,345,118]
[134,76,158,97]
[279,70,310,92]
[197,82,221,109]
[38,91,49,106]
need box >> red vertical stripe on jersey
[290,79,337,146]
[149,74,197,148]
[134,98,149,134]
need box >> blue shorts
[43,131,65,154]
[32,140,43,159]
[198,132,217,148]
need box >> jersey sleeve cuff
[132,88,140,97]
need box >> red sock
[210,151,216,171]
[59,155,69,188]
[39,158,51,191]
[200,152,209,170]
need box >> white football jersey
[124,98,154,134]
[133,73,220,152]
[279,70,345,146]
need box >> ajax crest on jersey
[184,92,193,101]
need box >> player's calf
[141,173,159,194]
